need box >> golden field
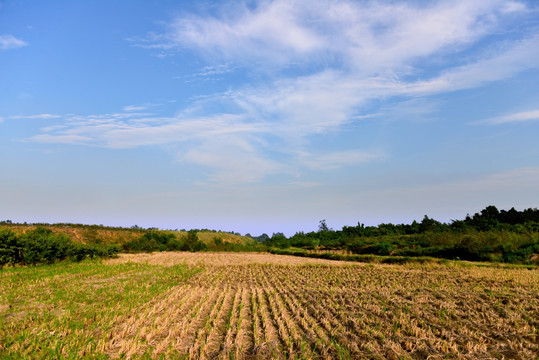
[1,252,537,359]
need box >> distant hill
[0,222,255,247]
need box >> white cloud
[150,0,521,72]
[28,134,94,145]
[123,105,148,112]
[168,1,324,65]
[25,111,282,183]
[149,0,539,135]
[0,35,27,50]
[226,30,539,138]
[28,112,255,147]
[482,109,539,124]
[10,114,62,120]
[181,136,285,184]
[24,106,383,183]
[195,64,234,77]
[231,70,367,139]
[402,35,539,96]
[500,1,527,13]
[23,0,539,184]
[326,0,507,72]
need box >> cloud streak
[163,0,525,70]
[22,0,539,184]
[10,114,62,120]
[24,106,382,184]
[482,110,539,125]
[0,35,27,50]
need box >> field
[1,253,538,359]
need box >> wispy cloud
[167,1,324,65]
[30,134,94,145]
[24,110,282,183]
[24,106,382,184]
[156,0,539,128]
[402,35,539,96]
[195,64,235,77]
[179,64,237,83]
[181,136,285,184]
[10,114,62,120]
[23,0,539,184]
[123,105,148,112]
[0,35,27,50]
[481,110,539,125]
[148,0,528,71]
[500,1,528,13]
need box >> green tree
[318,219,330,232]
[20,228,71,264]
[0,229,22,266]
[185,230,206,252]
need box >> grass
[1,252,538,359]
[0,260,201,358]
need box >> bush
[191,240,208,252]
[68,243,119,261]
[122,231,179,252]
[21,228,71,264]
[0,227,119,267]
[346,237,365,254]
[213,236,223,247]
[0,229,22,266]
[369,241,393,256]
[167,239,185,251]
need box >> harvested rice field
[1,252,538,359]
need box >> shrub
[346,237,365,254]
[213,236,223,247]
[21,228,71,265]
[0,227,119,267]
[0,229,22,266]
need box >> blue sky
[1,0,538,236]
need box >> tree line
[2,206,538,266]
[264,206,539,263]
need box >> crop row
[103,262,538,359]
[1,254,537,359]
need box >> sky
[1,0,538,236]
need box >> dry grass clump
[1,253,537,359]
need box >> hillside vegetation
[1,206,538,267]
[0,223,253,247]
[0,223,260,267]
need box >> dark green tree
[318,219,330,232]
[0,229,22,266]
